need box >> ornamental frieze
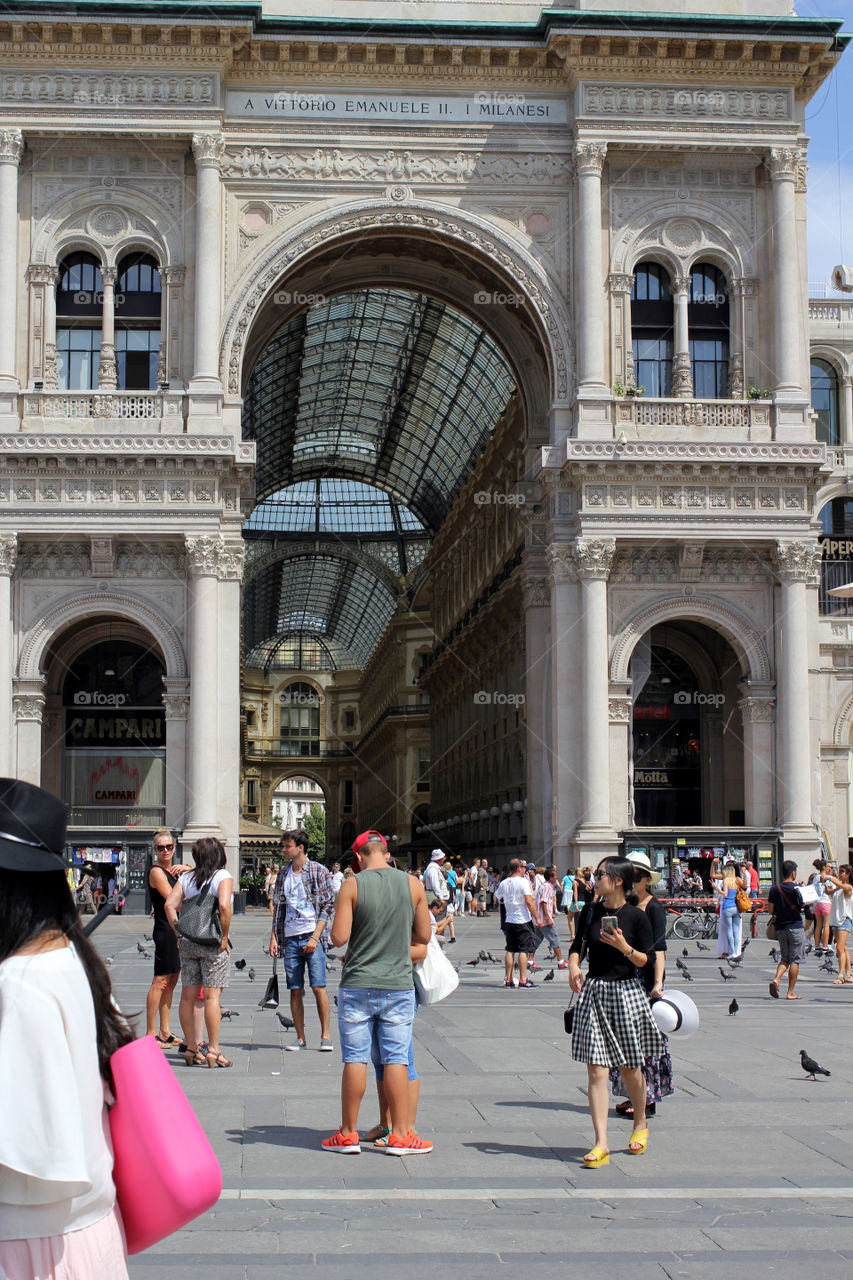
[582,84,792,121]
[0,72,217,108]
[222,146,573,187]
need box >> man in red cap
[322,830,432,1155]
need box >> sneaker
[504,979,515,987]
[321,1128,361,1154]
[448,938,456,944]
[518,980,538,988]
[286,1039,307,1051]
[557,961,569,970]
[386,1130,433,1156]
[319,1037,334,1052]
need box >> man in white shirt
[331,862,344,896]
[495,859,541,988]
[423,850,449,903]
[269,830,335,1052]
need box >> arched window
[688,263,729,398]
[56,251,103,390]
[811,359,840,446]
[631,263,673,396]
[115,252,161,390]
[279,682,321,756]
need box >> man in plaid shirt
[269,829,336,1051]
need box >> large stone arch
[833,693,853,747]
[610,595,771,686]
[18,590,187,682]
[219,195,572,417]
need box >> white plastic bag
[413,935,459,1005]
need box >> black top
[769,882,803,929]
[570,900,655,980]
[149,864,180,926]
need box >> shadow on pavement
[463,1140,584,1163]
[225,1124,323,1151]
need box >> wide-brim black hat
[0,778,69,873]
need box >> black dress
[151,865,181,976]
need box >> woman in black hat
[0,778,133,1277]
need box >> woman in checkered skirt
[568,857,663,1168]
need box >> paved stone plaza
[95,910,853,1279]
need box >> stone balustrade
[20,389,187,430]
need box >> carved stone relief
[221,146,574,187]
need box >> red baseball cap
[352,830,387,854]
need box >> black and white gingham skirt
[571,976,664,1068]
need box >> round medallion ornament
[663,218,701,251]
[87,207,128,242]
[386,185,412,204]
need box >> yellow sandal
[582,1146,610,1168]
[628,1127,648,1155]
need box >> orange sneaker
[386,1130,433,1156]
[321,1128,361,1154]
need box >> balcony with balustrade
[21,388,187,432]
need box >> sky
[802,0,853,289]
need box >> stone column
[522,569,551,859]
[608,686,632,832]
[607,272,634,388]
[190,134,224,388]
[671,274,693,398]
[184,536,223,837]
[98,266,117,390]
[216,540,245,882]
[548,544,581,867]
[13,677,45,785]
[768,149,804,396]
[738,682,776,828]
[575,538,617,849]
[842,374,853,447]
[0,534,16,776]
[0,129,23,387]
[727,278,747,399]
[162,680,190,833]
[774,541,821,859]
[158,265,186,390]
[574,141,608,399]
[26,264,58,389]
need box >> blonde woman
[826,864,853,984]
[714,862,746,959]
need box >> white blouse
[0,945,116,1240]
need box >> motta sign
[226,89,568,125]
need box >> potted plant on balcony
[613,381,645,398]
[747,386,771,401]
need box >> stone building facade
[0,0,850,881]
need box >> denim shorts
[372,999,419,1083]
[540,923,562,950]
[283,933,327,990]
[337,987,415,1065]
[834,919,852,933]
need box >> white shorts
[446,902,455,915]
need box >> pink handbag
[109,1035,222,1255]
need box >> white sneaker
[286,1039,307,1052]
[319,1038,334,1052]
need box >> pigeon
[719,967,736,981]
[248,967,256,982]
[728,997,739,1016]
[234,958,247,971]
[696,942,709,952]
[136,941,148,954]
[143,933,152,942]
[487,953,499,964]
[800,1049,831,1080]
[220,1010,239,1020]
[675,957,688,973]
[820,958,836,973]
[727,957,743,968]
[769,948,780,963]
[741,938,750,950]
[140,950,151,959]
[466,958,480,967]
[478,951,489,962]
[543,969,555,982]
[805,943,814,956]
[682,948,689,958]
[333,994,338,1007]
[681,966,694,982]
[105,955,115,967]
[276,1012,295,1030]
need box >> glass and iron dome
[246,477,427,536]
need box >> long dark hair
[191,836,227,889]
[596,857,639,906]
[0,868,133,1085]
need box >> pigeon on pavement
[696,942,710,952]
[248,967,256,981]
[680,966,693,982]
[487,953,499,964]
[466,958,480,967]
[805,943,814,956]
[675,956,688,971]
[741,938,750,950]
[800,1049,831,1080]
[543,969,555,982]
[143,933,152,941]
[728,998,739,1016]
[234,958,247,970]
[769,947,780,963]
[105,955,115,967]
[478,951,490,962]
[719,967,736,981]
[136,941,148,954]
[276,1012,295,1029]
[682,948,689,957]
[220,1010,239,1020]
[727,957,743,968]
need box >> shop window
[811,359,840,446]
[631,263,673,396]
[688,263,729,398]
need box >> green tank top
[340,867,415,991]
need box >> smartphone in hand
[601,915,618,934]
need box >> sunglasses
[593,870,609,881]
[155,843,174,851]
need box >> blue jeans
[283,933,327,990]
[372,996,419,1083]
[721,906,740,955]
[337,987,415,1065]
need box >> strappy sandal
[582,1146,610,1168]
[184,1048,206,1066]
[206,1049,233,1068]
[628,1127,649,1154]
[155,1034,178,1047]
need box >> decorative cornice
[0,433,253,463]
[0,533,16,576]
[0,128,23,166]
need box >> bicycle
[667,903,718,941]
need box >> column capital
[547,543,577,584]
[774,539,820,584]
[608,695,632,724]
[26,262,58,286]
[192,132,226,169]
[160,265,186,286]
[575,537,616,580]
[767,147,799,182]
[163,693,191,721]
[0,533,16,575]
[217,540,245,581]
[738,694,776,724]
[0,129,23,166]
[607,272,633,295]
[101,266,117,287]
[522,575,550,609]
[574,140,606,175]
[728,275,759,299]
[185,534,245,580]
